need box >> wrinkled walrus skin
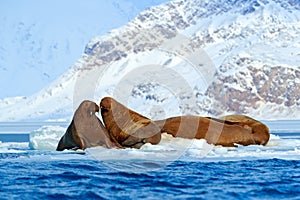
[100,97,161,148]
[57,97,270,150]
[219,115,270,146]
[155,115,270,147]
[56,100,120,151]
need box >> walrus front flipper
[56,100,121,151]
[100,97,161,148]
[56,120,84,151]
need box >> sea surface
[0,120,300,200]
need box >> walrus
[154,115,270,147]
[100,97,161,148]
[56,100,120,151]
[218,115,270,145]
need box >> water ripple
[1,155,300,199]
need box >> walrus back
[100,97,162,148]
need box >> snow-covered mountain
[0,0,299,121]
[0,0,169,98]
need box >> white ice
[7,125,294,163]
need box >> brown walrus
[57,98,270,150]
[56,100,120,151]
[100,97,161,148]
[154,115,270,147]
[219,115,270,145]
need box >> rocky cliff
[1,0,299,120]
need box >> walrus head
[56,100,120,151]
[100,97,161,148]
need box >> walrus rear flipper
[220,115,270,145]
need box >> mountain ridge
[0,0,299,121]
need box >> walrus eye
[90,111,93,116]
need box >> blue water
[1,121,300,199]
[1,155,300,199]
